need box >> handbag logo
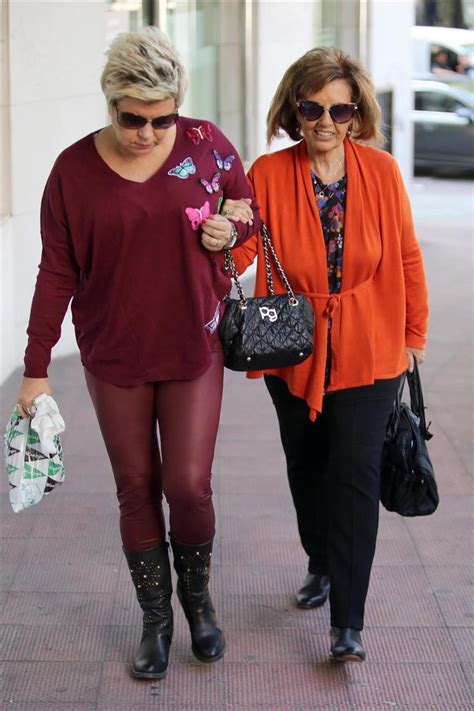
[259,306,278,322]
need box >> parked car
[412,79,474,173]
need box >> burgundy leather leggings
[84,348,224,551]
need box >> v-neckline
[92,120,181,185]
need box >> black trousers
[264,374,401,630]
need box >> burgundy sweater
[24,117,261,384]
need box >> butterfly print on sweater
[185,201,211,231]
[167,157,196,179]
[213,149,235,172]
[204,302,221,334]
[200,172,221,194]
[185,123,213,145]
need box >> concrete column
[367,0,416,183]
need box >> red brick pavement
[1,179,472,709]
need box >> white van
[412,26,474,79]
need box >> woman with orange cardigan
[222,48,428,663]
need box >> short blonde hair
[267,47,383,146]
[101,26,188,108]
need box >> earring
[347,123,353,138]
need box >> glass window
[165,1,219,124]
[415,91,467,112]
[105,0,153,44]
[160,1,246,155]
[313,0,360,57]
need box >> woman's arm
[19,167,79,412]
[202,128,261,250]
[220,155,261,248]
[393,161,429,357]
[219,164,261,274]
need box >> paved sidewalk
[1,177,472,709]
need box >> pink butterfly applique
[199,171,221,195]
[185,123,213,145]
[185,201,211,231]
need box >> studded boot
[170,536,225,663]
[123,543,173,679]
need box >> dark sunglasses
[115,106,179,130]
[296,100,358,124]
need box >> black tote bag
[381,361,439,516]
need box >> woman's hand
[220,198,253,224]
[201,214,234,251]
[406,347,425,373]
[16,377,52,417]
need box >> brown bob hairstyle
[267,47,383,146]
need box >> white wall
[2,1,107,382]
[367,0,415,181]
[253,0,316,157]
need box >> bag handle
[386,370,407,439]
[386,363,432,442]
[223,223,298,310]
[407,360,433,441]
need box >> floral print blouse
[311,172,347,387]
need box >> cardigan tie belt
[304,276,375,318]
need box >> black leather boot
[329,627,366,663]
[123,544,173,679]
[296,573,330,608]
[171,537,225,663]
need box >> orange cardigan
[232,138,429,420]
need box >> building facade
[1,0,415,381]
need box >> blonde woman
[16,27,261,679]
[223,48,428,663]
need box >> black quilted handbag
[381,361,439,516]
[219,224,315,371]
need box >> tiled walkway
[1,177,472,709]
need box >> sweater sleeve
[216,131,262,248]
[393,161,429,349]
[230,163,260,274]
[23,166,80,378]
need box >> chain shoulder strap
[223,223,297,308]
[260,224,297,303]
[223,249,247,307]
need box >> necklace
[311,156,344,199]
[313,176,335,200]
[312,173,342,201]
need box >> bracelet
[224,223,238,249]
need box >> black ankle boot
[329,627,366,663]
[296,573,330,608]
[123,544,173,679]
[171,537,225,663]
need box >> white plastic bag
[4,395,65,513]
